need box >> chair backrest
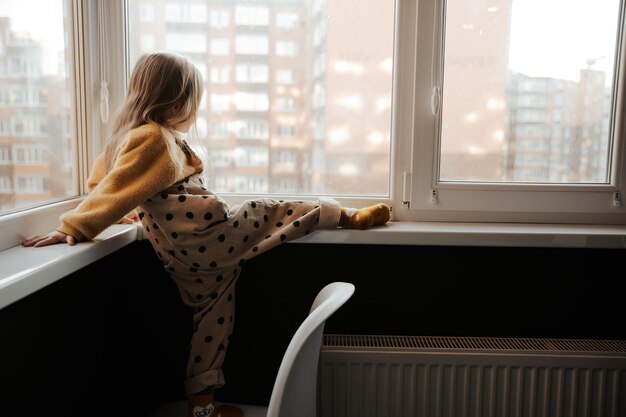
[266,282,355,417]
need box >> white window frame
[0,0,105,252]
[393,0,626,224]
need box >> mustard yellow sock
[339,203,391,230]
[188,392,243,417]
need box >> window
[276,12,299,30]
[276,69,296,84]
[15,174,44,193]
[235,35,269,55]
[210,39,230,56]
[211,94,231,113]
[164,3,207,23]
[210,149,232,167]
[128,0,394,201]
[0,176,12,192]
[234,6,269,26]
[275,40,298,57]
[404,0,626,222]
[234,146,269,167]
[0,147,11,164]
[3,0,617,244]
[234,92,269,112]
[275,96,297,112]
[235,119,269,140]
[140,3,154,21]
[13,144,44,164]
[276,124,296,139]
[166,33,206,54]
[0,0,77,218]
[210,122,229,140]
[210,67,230,84]
[233,175,268,193]
[235,64,269,83]
[210,10,229,29]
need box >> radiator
[319,335,626,417]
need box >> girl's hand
[117,211,140,224]
[22,231,76,247]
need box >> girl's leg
[339,203,391,229]
[187,388,243,417]
[169,264,243,416]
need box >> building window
[164,3,207,23]
[276,124,296,139]
[233,175,268,193]
[210,122,229,140]
[210,39,230,56]
[14,174,44,193]
[234,6,269,26]
[165,33,206,54]
[235,35,269,55]
[234,146,269,167]
[210,67,230,84]
[276,69,296,84]
[235,119,269,140]
[276,12,299,30]
[0,175,11,192]
[211,95,231,113]
[210,149,232,167]
[235,64,269,83]
[0,146,11,164]
[234,92,269,112]
[276,96,297,112]
[275,40,297,57]
[210,10,230,29]
[140,4,154,21]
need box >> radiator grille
[320,335,626,417]
[323,334,626,354]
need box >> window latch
[613,191,621,208]
[402,172,411,208]
[431,188,438,204]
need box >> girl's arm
[23,125,196,246]
[57,127,187,241]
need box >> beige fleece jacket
[58,123,201,241]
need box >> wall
[0,240,623,416]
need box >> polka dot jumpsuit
[137,140,341,395]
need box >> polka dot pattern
[137,170,336,394]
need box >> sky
[509,0,621,85]
[0,0,65,75]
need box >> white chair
[151,281,355,417]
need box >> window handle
[430,86,440,116]
[100,80,109,124]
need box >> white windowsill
[294,221,626,248]
[0,224,139,310]
[1,221,624,311]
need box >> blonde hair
[103,51,205,173]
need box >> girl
[22,51,390,417]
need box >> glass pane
[440,0,621,183]
[128,0,394,196]
[0,0,76,213]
